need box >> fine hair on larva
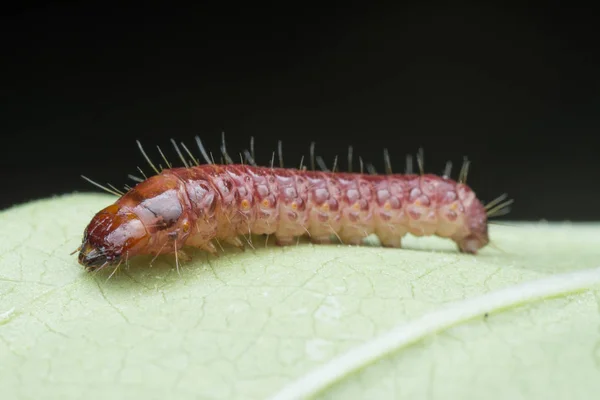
[75,133,513,273]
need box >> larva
[75,135,512,271]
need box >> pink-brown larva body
[78,163,489,270]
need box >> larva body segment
[78,164,490,270]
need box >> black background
[2,3,599,220]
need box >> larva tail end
[457,232,489,254]
[455,187,491,254]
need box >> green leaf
[1,193,600,399]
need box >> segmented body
[78,163,490,269]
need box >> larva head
[78,173,194,270]
[78,204,151,270]
[455,183,489,254]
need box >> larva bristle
[250,136,256,161]
[105,258,122,282]
[81,175,122,197]
[69,245,82,256]
[278,140,284,168]
[315,156,330,172]
[128,174,143,183]
[383,148,392,175]
[107,183,125,196]
[242,234,255,250]
[359,156,364,174]
[180,141,200,166]
[488,221,519,227]
[136,140,161,175]
[243,149,258,166]
[136,166,148,180]
[173,239,181,276]
[270,151,275,169]
[310,142,316,171]
[299,155,305,170]
[90,260,109,274]
[328,223,343,243]
[123,184,132,191]
[486,240,506,253]
[484,193,509,210]
[331,155,338,173]
[458,157,471,184]
[194,136,213,165]
[214,238,225,253]
[149,240,169,267]
[489,207,512,218]
[170,139,190,168]
[366,163,377,175]
[209,151,216,164]
[157,145,172,169]
[405,154,413,174]
[443,161,453,179]
[348,145,353,173]
[220,132,234,165]
[486,199,514,218]
[416,148,425,175]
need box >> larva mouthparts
[77,137,512,272]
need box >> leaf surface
[1,194,599,399]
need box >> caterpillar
[75,134,513,272]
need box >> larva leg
[341,237,365,246]
[379,235,403,248]
[202,242,219,256]
[185,234,219,256]
[337,231,365,246]
[275,235,296,246]
[177,249,192,262]
[375,223,408,249]
[310,235,334,245]
[224,236,245,250]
